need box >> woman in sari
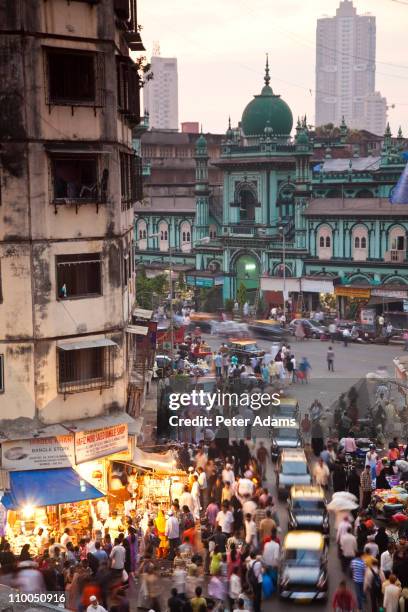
[154,508,169,558]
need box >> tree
[136,268,168,309]
[236,283,248,308]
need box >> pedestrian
[301,413,311,446]
[298,356,311,383]
[229,566,242,612]
[256,442,268,481]
[363,558,382,612]
[350,551,366,611]
[332,580,357,612]
[340,526,357,573]
[383,574,401,612]
[327,346,335,372]
[86,596,107,612]
[329,322,337,343]
[214,351,223,378]
[343,327,351,347]
[360,465,373,509]
[247,552,263,612]
[165,511,180,561]
[313,457,330,489]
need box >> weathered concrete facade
[0,0,143,423]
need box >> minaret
[294,118,312,250]
[194,132,210,241]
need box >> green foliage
[236,283,248,307]
[177,271,186,293]
[136,268,168,309]
[200,286,222,312]
[224,298,235,313]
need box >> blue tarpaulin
[390,159,408,204]
[1,468,104,510]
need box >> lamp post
[148,234,210,352]
[279,225,287,320]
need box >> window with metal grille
[120,154,142,209]
[46,48,104,107]
[56,253,102,299]
[116,57,140,125]
[58,347,114,394]
[52,156,99,203]
[0,355,4,393]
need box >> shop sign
[186,276,214,288]
[74,424,128,464]
[334,287,371,299]
[372,288,408,299]
[109,437,134,462]
[1,436,75,471]
[360,308,376,325]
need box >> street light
[147,234,210,352]
[279,225,287,320]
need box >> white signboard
[74,424,128,464]
[1,436,75,471]
[360,308,376,325]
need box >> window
[180,221,192,252]
[317,226,332,260]
[0,354,4,393]
[352,225,368,261]
[52,156,102,203]
[116,57,140,125]
[120,154,143,210]
[355,237,360,249]
[56,253,102,299]
[158,221,169,251]
[46,48,104,107]
[137,220,147,249]
[58,346,114,394]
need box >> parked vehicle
[275,396,300,421]
[279,531,328,602]
[288,318,328,339]
[210,320,249,337]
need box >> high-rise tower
[143,55,179,130]
[315,0,386,133]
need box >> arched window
[317,225,332,260]
[352,225,368,261]
[158,221,169,252]
[389,226,406,252]
[180,221,192,252]
[209,224,217,239]
[137,220,147,250]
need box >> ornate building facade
[136,60,408,316]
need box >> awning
[57,338,117,351]
[133,308,153,320]
[132,447,178,472]
[1,468,104,510]
[126,325,148,336]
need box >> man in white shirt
[179,485,194,513]
[222,464,235,485]
[242,496,257,518]
[104,511,123,541]
[109,539,125,576]
[340,527,357,571]
[87,596,107,612]
[313,458,330,488]
[336,516,351,544]
[96,499,110,522]
[60,528,72,548]
[380,544,394,574]
[165,511,180,560]
[124,497,137,518]
[244,513,257,550]
[247,552,263,612]
[262,538,280,570]
[216,503,234,535]
[197,467,208,509]
[237,477,254,501]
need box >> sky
[138,0,408,135]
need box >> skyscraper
[315,0,386,134]
[144,55,179,130]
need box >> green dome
[241,57,293,137]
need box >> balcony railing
[384,250,406,263]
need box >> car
[276,449,311,499]
[270,424,303,461]
[210,320,250,338]
[275,396,300,421]
[188,312,213,333]
[279,531,328,602]
[288,318,328,339]
[227,339,265,365]
[288,486,329,534]
[247,319,288,340]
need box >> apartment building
[0,0,144,426]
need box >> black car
[271,425,303,462]
[247,319,289,340]
[288,318,328,339]
[288,486,329,534]
[227,340,265,365]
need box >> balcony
[384,250,406,263]
[51,155,108,214]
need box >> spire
[398,126,403,139]
[264,53,270,87]
[385,122,391,137]
[228,116,231,130]
[302,115,307,129]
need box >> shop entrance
[235,254,260,304]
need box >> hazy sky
[139,0,408,135]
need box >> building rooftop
[305,197,408,216]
